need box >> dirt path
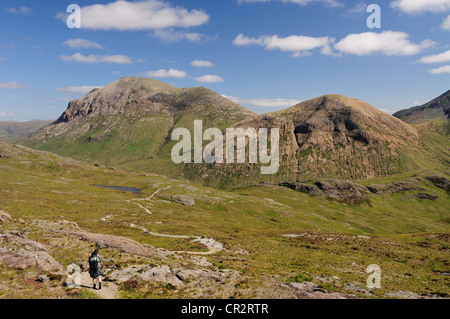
[128,186,225,255]
[127,186,172,215]
[80,271,119,299]
[129,223,224,255]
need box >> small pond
[94,185,142,194]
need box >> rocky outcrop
[0,231,65,275]
[384,291,422,299]
[287,281,356,299]
[426,176,450,192]
[170,195,196,207]
[109,265,184,287]
[281,177,443,201]
[0,210,12,223]
[69,231,168,258]
[280,180,371,201]
[109,264,239,289]
[367,179,421,195]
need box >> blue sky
[1,0,450,121]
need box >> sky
[0,0,450,121]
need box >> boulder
[0,233,65,275]
[385,291,422,299]
[288,281,356,299]
[0,210,12,223]
[70,231,167,258]
[109,265,184,287]
[171,195,195,207]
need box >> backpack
[89,255,100,271]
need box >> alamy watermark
[366,264,381,289]
[66,263,82,288]
[367,4,381,29]
[65,3,381,30]
[171,120,280,175]
[66,4,81,29]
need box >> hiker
[88,249,103,290]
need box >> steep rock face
[394,90,450,134]
[191,95,421,186]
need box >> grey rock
[385,291,422,299]
[0,210,12,223]
[109,265,184,287]
[288,281,355,299]
[171,195,195,207]
[37,275,49,282]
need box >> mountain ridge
[20,77,449,188]
[393,90,450,135]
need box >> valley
[0,77,449,299]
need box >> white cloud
[60,0,209,31]
[0,82,27,89]
[0,44,15,49]
[0,57,7,61]
[57,86,103,94]
[145,68,188,78]
[419,50,450,63]
[151,29,211,42]
[63,39,104,49]
[191,60,215,68]
[0,112,15,117]
[233,33,334,57]
[334,31,435,56]
[136,59,146,63]
[224,95,301,107]
[443,14,450,30]
[428,65,450,74]
[195,75,224,83]
[346,2,367,16]
[282,0,341,7]
[60,53,133,64]
[238,0,342,8]
[391,0,450,14]
[6,6,32,15]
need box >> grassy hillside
[0,120,52,143]
[1,141,449,298]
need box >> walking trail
[80,271,119,299]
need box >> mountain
[393,90,450,135]
[23,77,255,176]
[0,120,52,143]
[189,94,449,187]
[21,78,449,188]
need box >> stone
[171,195,196,207]
[37,275,49,283]
[109,265,184,287]
[385,291,422,299]
[0,210,12,223]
